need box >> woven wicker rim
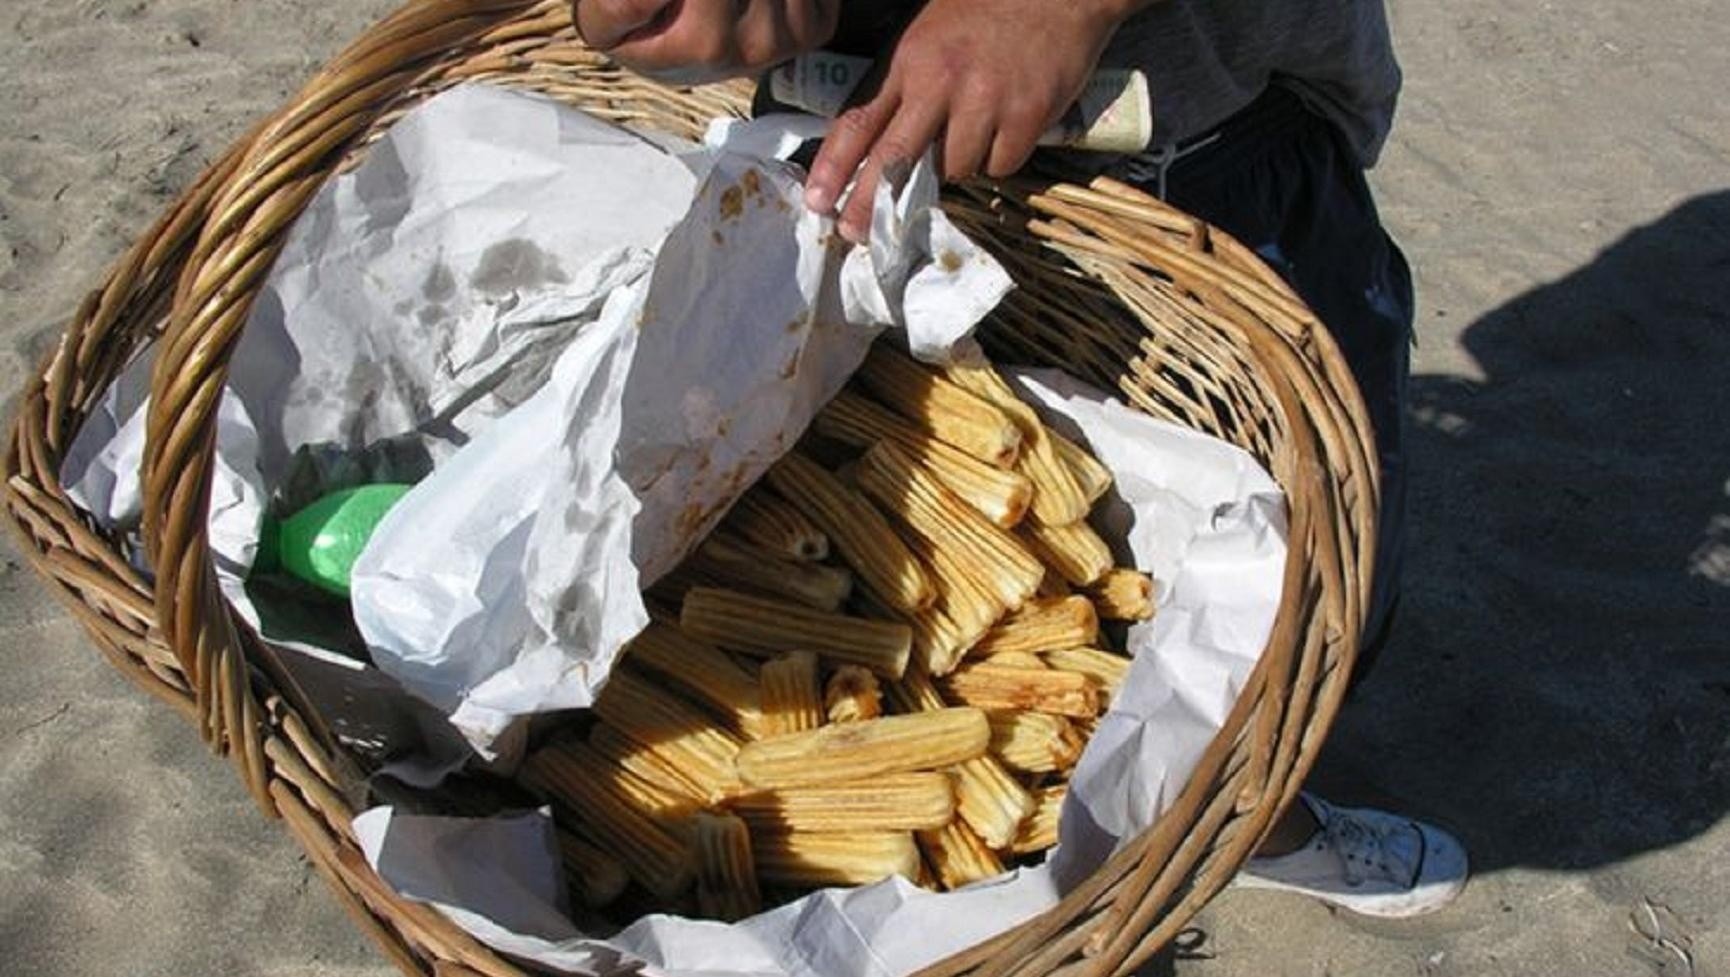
[2,2,1379,974]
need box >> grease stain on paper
[719,186,744,221]
[470,239,568,295]
[422,261,458,302]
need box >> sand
[2,1,1726,975]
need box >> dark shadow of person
[1306,190,1730,874]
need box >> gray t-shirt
[1104,0,1402,166]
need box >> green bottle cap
[253,483,413,598]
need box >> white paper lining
[56,82,1288,976]
[65,84,1012,766]
[326,87,1010,756]
[356,367,1287,977]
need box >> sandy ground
[2,1,1727,976]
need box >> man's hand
[574,0,841,86]
[805,0,1141,242]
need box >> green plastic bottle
[252,484,413,597]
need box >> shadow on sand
[1307,190,1730,875]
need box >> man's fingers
[574,0,674,51]
[836,153,887,244]
[803,14,904,215]
[984,95,1050,177]
[984,131,1040,180]
[837,98,947,242]
[941,103,996,181]
[805,91,898,215]
[606,0,739,83]
[582,0,836,81]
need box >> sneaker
[1233,793,1468,918]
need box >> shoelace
[1321,808,1420,888]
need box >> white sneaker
[1233,793,1469,918]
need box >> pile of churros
[514,342,1155,921]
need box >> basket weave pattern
[2,1,1379,974]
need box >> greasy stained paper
[57,84,1011,771]
[333,90,1010,756]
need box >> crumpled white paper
[57,83,1012,772]
[336,87,1011,755]
[356,366,1288,977]
[58,343,151,542]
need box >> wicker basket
[2,1,1380,974]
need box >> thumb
[573,0,673,51]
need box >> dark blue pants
[1128,86,1414,680]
